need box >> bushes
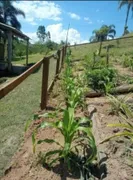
[87,68,117,93]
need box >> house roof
[0,23,29,40]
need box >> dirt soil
[1,62,133,180]
[113,63,133,78]
[86,96,133,180]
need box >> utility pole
[65,23,70,46]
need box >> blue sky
[13,1,133,44]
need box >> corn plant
[32,108,97,170]
[100,113,133,144]
[62,52,85,109]
[101,95,133,144]
[100,121,133,144]
[107,94,132,116]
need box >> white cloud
[13,1,62,25]
[84,17,92,24]
[25,23,88,45]
[97,20,104,24]
[68,12,81,20]
[24,32,38,43]
[46,23,88,45]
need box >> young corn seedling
[100,115,133,144]
[32,108,97,171]
[101,96,133,144]
[107,94,132,116]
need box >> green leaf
[37,138,62,147]
[100,131,133,144]
[32,131,36,154]
[33,114,39,120]
[24,119,32,132]
[63,109,70,130]
[39,113,49,118]
[107,123,133,130]
[44,150,62,162]
[40,121,54,128]
[49,157,60,167]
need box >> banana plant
[32,108,97,169]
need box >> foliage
[37,25,47,43]
[11,38,59,60]
[121,54,133,71]
[116,39,120,47]
[107,94,132,116]
[87,68,117,93]
[118,0,133,35]
[0,0,25,30]
[90,24,116,55]
[62,50,85,109]
[44,40,58,50]
[101,97,133,144]
[32,108,97,169]
[90,24,116,42]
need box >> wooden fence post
[56,50,61,75]
[106,45,109,67]
[40,57,50,110]
[93,52,96,69]
[61,47,64,67]
[65,45,67,56]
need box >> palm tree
[91,25,116,55]
[118,0,133,35]
[0,0,25,30]
[0,0,25,65]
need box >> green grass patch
[12,51,56,65]
[0,57,56,176]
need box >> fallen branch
[86,84,133,98]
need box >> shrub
[87,68,117,93]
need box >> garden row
[2,46,133,180]
[28,47,133,179]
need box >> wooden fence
[0,46,67,110]
[68,35,133,48]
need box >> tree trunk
[98,40,102,56]
[123,4,130,35]
[86,84,133,98]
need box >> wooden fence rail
[0,46,67,110]
[68,35,133,48]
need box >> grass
[0,53,57,177]
[12,53,44,65]
[71,33,133,60]
[12,51,56,65]
[1,33,133,177]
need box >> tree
[60,40,66,45]
[47,31,51,41]
[90,25,116,55]
[118,0,133,35]
[124,26,130,35]
[37,25,46,43]
[0,0,25,30]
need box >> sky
[13,1,133,45]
